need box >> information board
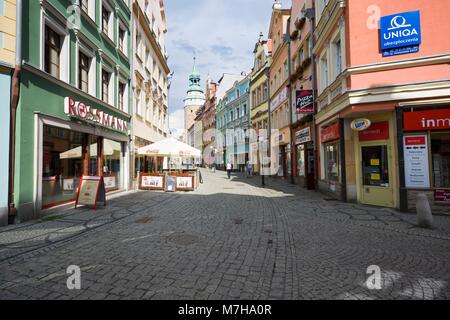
[176,176,195,191]
[404,135,430,188]
[140,174,165,190]
[75,176,106,209]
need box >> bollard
[416,193,434,229]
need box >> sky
[165,0,280,137]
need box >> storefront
[293,125,315,189]
[399,107,450,214]
[271,127,291,178]
[15,67,131,222]
[319,121,344,199]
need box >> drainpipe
[285,19,295,184]
[8,0,22,224]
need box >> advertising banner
[296,90,314,114]
[404,135,430,188]
[75,176,106,209]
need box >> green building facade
[15,0,132,222]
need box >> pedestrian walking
[246,160,253,178]
[226,161,232,179]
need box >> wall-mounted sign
[75,176,106,209]
[380,11,421,57]
[404,135,430,188]
[64,97,129,133]
[270,87,288,112]
[296,90,314,113]
[351,118,371,131]
[434,189,450,202]
[295,127,311,145]
[320,123,340,143]
[404,109,450,131]
[359,121,389,141]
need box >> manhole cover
[136,217,153,224]
[166,233,199,245]
[234,218,243,225]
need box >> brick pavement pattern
[0,169,449,300]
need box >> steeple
[188,56,203,93]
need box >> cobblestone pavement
[0,169,449,300]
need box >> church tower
[183,57,205,142]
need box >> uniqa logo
[351,119,371,131]
[384,15,418,40]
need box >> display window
[431,132,450,188]
[324,141,340,182]
[42,125,123,209]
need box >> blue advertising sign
[380,11,421,55]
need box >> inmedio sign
[380,11,421,57]
[64,97,129,133]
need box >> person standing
[246,160,253,178]
[226,161,232,179]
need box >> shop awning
[59,140,120,159]
[137,137,202,157]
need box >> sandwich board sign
[75,176,106,209]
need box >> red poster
[359,121,389,141]
[404,109,450,131]
[434,189,450,202]
[404,136,426,145]
[320,123,340,143]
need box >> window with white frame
[136,87,142,116]
[136,32,142,60]
[333,38,342,80]
[118,80,128,112]
[118,22,128,55]
[80,0,95,21]
[102,68,112,104]
[101,2,114,40]
[43,19,69,82]
[319,53,328,93]
[78,42,96,96]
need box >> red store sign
[404,109,450,131]
[359,121,389,141]
[320,123,340,143]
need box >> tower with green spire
[184,57,206,142]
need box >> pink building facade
[313,0,450,213]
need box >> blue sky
[165,0,278,135]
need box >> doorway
[359,143,394,207]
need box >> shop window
[324,141,339,182]
[431,133,450,187]
[44,26,61,79]
[102,139,122,191]
[361,145,389,187]
[42,125,83,209]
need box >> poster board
[404,135,430,188]
[165,175,176,192]
[75,176,106,209]
[139,173,165,191]
[175,175,195,191]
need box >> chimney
[273,0,282,10]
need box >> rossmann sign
[380,10,421,57]
[64,97,129,133]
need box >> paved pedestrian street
[0,169,449,300]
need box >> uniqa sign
[350,118,371,131]
[380,11,421,52]
[64,97,128,133]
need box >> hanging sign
[75,176,106,209]
[380,11,421,57]
[403,135,430,188]
[351,119,371,131]
[296,90,314,113]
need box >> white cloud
[165,0,276,117]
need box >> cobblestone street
[0,169,449,300]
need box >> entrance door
[360,144,394,207]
